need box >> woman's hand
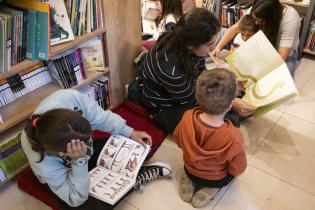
[62,139,87,160]
[130,130,152,147]
[232,98,256,117]
[211,46,222,59]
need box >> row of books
[0,64,52,108]
[221,0,252,28]
[305,20,315,51]
[79,75,111,110]
[0,5,27,73]
[65,0,104,37]
[48,37,106,89]
[0,133,28,183]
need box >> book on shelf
[0,133,28,183]
[48,48,87,89]
[214,30,299,117]
[66,0,104,36]
[8,0,50,61]
[79,37,105,72]
[89,135,150,205]
[78,75,110,109]
[304,20,315,51]
[0,63,52,108]
[49,0,74,45]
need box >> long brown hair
[251,0,283,47]
[24,109,92,162]
[157,8,220,79]
[156,0,183,27]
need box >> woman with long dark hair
[212,0,300,75]
[141,8,254,134]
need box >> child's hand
[61,139,87,160]
[130,130,152,147]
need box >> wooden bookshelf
[71,68,110,89]
[303,48,315,55]
[0,164,29,187]
[0,83,60,134]
[0,60,43,80]
[50,28,106,57]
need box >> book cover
[50,0,74,45]
[79,37,105,72]
[224,30,299,117]
[89,135,150,205]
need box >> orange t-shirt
[173,108,247,180]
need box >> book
[224,30,299,117]
[49,0,74,45]
[141,0,158,35]
[79,37,105,72]
[89,135,150,205]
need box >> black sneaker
[134,161,172,192]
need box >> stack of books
[0,63,52,108]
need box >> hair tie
[32,118,39,127]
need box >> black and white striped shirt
[141,46,206,112]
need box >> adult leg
[285,49,298,77]
[153,103,196,134]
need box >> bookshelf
[0,0,141,184]
[0,0,141,134]
[299,0,315,57]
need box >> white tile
[250,113,315,194]
[276,58,315,113]
[241,110,282,159]
[124,139,232,210]
[0,181,50,210]
[214,166,315,210]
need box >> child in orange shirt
[173,68,247,208]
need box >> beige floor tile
[214,166,315,210]
[124,139,232,210]
[0,181,50,210]
[249,113,315,195]
[276,59,315,121]
[241,110,282,159]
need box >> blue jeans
[285,49,298,77]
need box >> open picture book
[141,0,158,35]
[219,30,299,117]
[89,135,151,205]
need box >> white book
[224,30,299,117]
[89,135,150,205]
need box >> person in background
[21,89,172,210]
[173,69,247,208]
[212,0,301,75]
[231,14,259,50]
[142,0,183,51]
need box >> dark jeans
[57,139,132,210]
[184,167,234,188]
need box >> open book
[223,31,299,116]
[89,135,150,205]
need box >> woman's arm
[212,21,240,58]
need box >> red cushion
[17,167,60,210]
[92,100,165,159]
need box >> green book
[35,11,49,60]
[26,9,37,60]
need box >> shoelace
[134,168,160,191]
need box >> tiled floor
[1,57,315,210]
